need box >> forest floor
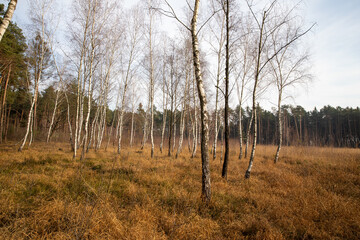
[0,141,359,239]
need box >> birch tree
[207,0,225,161]
[176,40,192,158]
[146,0,156,158]
[117,6,143,154]
[19,0,52,152]
[80,0,102,160]
[191,0,211,202]
[158,0,214,202]
[234,15,253,160]
[221,0,230,179]
[245,0,314,178]
[270,23,311,163]
[129,80,140,147]
[0,0,17,42]
[159,44,168,153]
[71,0,92,158]
[165,44,180,157]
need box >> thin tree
[270,24,311,163]
[19,0,52,152]
[117,7,143,154]
[176,43,191,158]
[234,15,253,160]
[191,0,211,202]
[159,46,168,153]
[207,0,225,160]
[147,0,156,158]
[80,0,100,160]
[245,0,315,178]
[157,0,214,202]
[221,0,230,179]
[72,0,92,158]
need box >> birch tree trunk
[64,91,74,151]
[19,29,45,151]
[191,77,197,158]
[172,91,177,152]
[187,118,191,152]
[19,81,38,151]
[245,110,253,158]
[212,4,225,161]
[238,104,243,159]
[236,37,251,160]
[117,9,142,153]
[73,4,92,159]
[191,0,211,202]
[46,86,60,143]
[222,0,230,179]
[80,46,95,160]
[106,85,120,151]
[176,71,189,158]
[175,106,186,158]
[118,49,137,154]
[245,11,266,179]
[0,0,17,42]
[141,103,149,150]
[80,1,98,160]
[160,81,167,153]
[29,111,34,146]
[87,106,100,152]
[149,8,155,158]
[274,92,282,163]
[130,104,135,147]
[168,93,173,156]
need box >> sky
[296,0,360,110]
[4,0,360,111]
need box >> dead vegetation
[0,142,359,239]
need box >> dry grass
[0,141,359,239]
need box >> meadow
[0,141,359,239]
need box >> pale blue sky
[5,0,360,110]
[296,0,360,109]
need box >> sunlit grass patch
[0,141,359,239]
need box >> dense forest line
[2,82,359,149]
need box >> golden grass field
[0,141,359,239]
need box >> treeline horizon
[1,82,359,149]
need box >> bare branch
[259,23,315,75]
[197,8,222,35]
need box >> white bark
[176,69,189,158]
[73,1,92,159]
[191,76,197,158]
[117,12,141,154]
[160,69,168,153]
[46,84,60,143]
[0,0,17,42]
[130,104,135,147]
[172,89,177,152]
[148,4,155,158]
[191,0,211,202]
[18,1,48,151]
[81,0,98,160]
